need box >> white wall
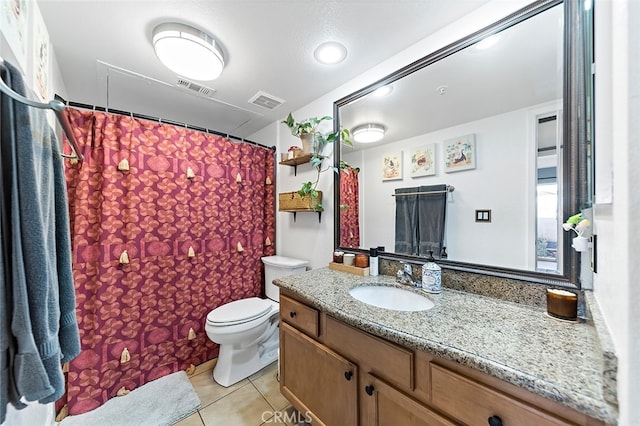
[251,0,532,270]
[593,0,640,424]
[343,103,560,270]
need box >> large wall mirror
[334,0,592,287]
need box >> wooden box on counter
[328,262,369,276]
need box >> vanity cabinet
[280,322,358,425]
[279,292,605,426]
[360,374,456,426]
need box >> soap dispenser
[421,250,442,294]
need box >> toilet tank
[261,255,308,301]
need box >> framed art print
[444,134,476,173]
[382,152,402,181]
[410,144,435,178]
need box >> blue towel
[416,184,448,257]
[394,184,448,257]
[394,187,419,255]
[0,60,80,420]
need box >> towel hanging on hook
[0,56,83,161]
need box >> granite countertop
[274,267,617,424]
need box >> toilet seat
[207,297,274,327]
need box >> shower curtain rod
[392,185,455,196]
[0,57,83,161]
[57,97,276,152]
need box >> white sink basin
[348,285,435,311]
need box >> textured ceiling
[37,0,490,139]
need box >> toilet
[205,255,308,387]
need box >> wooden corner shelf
[280,209,323,223]
[278,191,323,223]
[279,154,312,175]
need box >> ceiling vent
[248,91,285,110]
[176,78,216,98]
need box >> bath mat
[60,371,201,426]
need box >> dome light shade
[373,85,393,97]
[352,124,386,143]
[314,41,347,64]
[153,23,224,81]
[475,34,501,50]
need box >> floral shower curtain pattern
[339,165,360,248]
[59,109,276,415]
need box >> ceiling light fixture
[314,41,347,64]
[352,124,386,143]
[373,85,393,97]
[475,34,501,50]
[152,23,225,81]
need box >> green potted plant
[281,113,332,154]
[281,113,352,211]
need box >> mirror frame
[333,0,590,288]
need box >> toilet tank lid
[261,255,308,268]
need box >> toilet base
[212,324,279,387]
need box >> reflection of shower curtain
[395,184,447,256]
[339,165,360,248]
[58,108,276,415]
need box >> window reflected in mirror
[535,114,562,274]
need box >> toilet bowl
[205,255,308,387]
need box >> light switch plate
[475,209,491,222]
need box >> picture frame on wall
[382,151,403,181]
[410,144,436,178]
[1,0,29,72]
[444,134,476,173]
[32,3,51,103]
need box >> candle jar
[354,253,369,268]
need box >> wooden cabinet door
[361,374,456,426]
[280,322,358,426]
[430,364,574,426]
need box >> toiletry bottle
[440,246,448,259]
[421,250,441,293]
[369,248,379,276]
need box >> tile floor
[175,360,306,426]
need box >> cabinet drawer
[280,294,319,337]
[430,363,574,426]
[324,315,413,391]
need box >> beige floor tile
[248,360,278,381]
[249,364,289,411]
[173,411,205,426]
[260,406,310,425]
[199,383,273,426]
[190,369,249,408]
[192,358,217,377]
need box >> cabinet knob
[344,371,353,381]
[365,385,374,396]
[289,311,296,318]
[488,415,503,426]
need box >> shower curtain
[339,165,360,248]
[58,108,276,415]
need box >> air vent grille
[248,91,285,110]
[176,78,216,98]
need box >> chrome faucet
[396,262,420,287]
